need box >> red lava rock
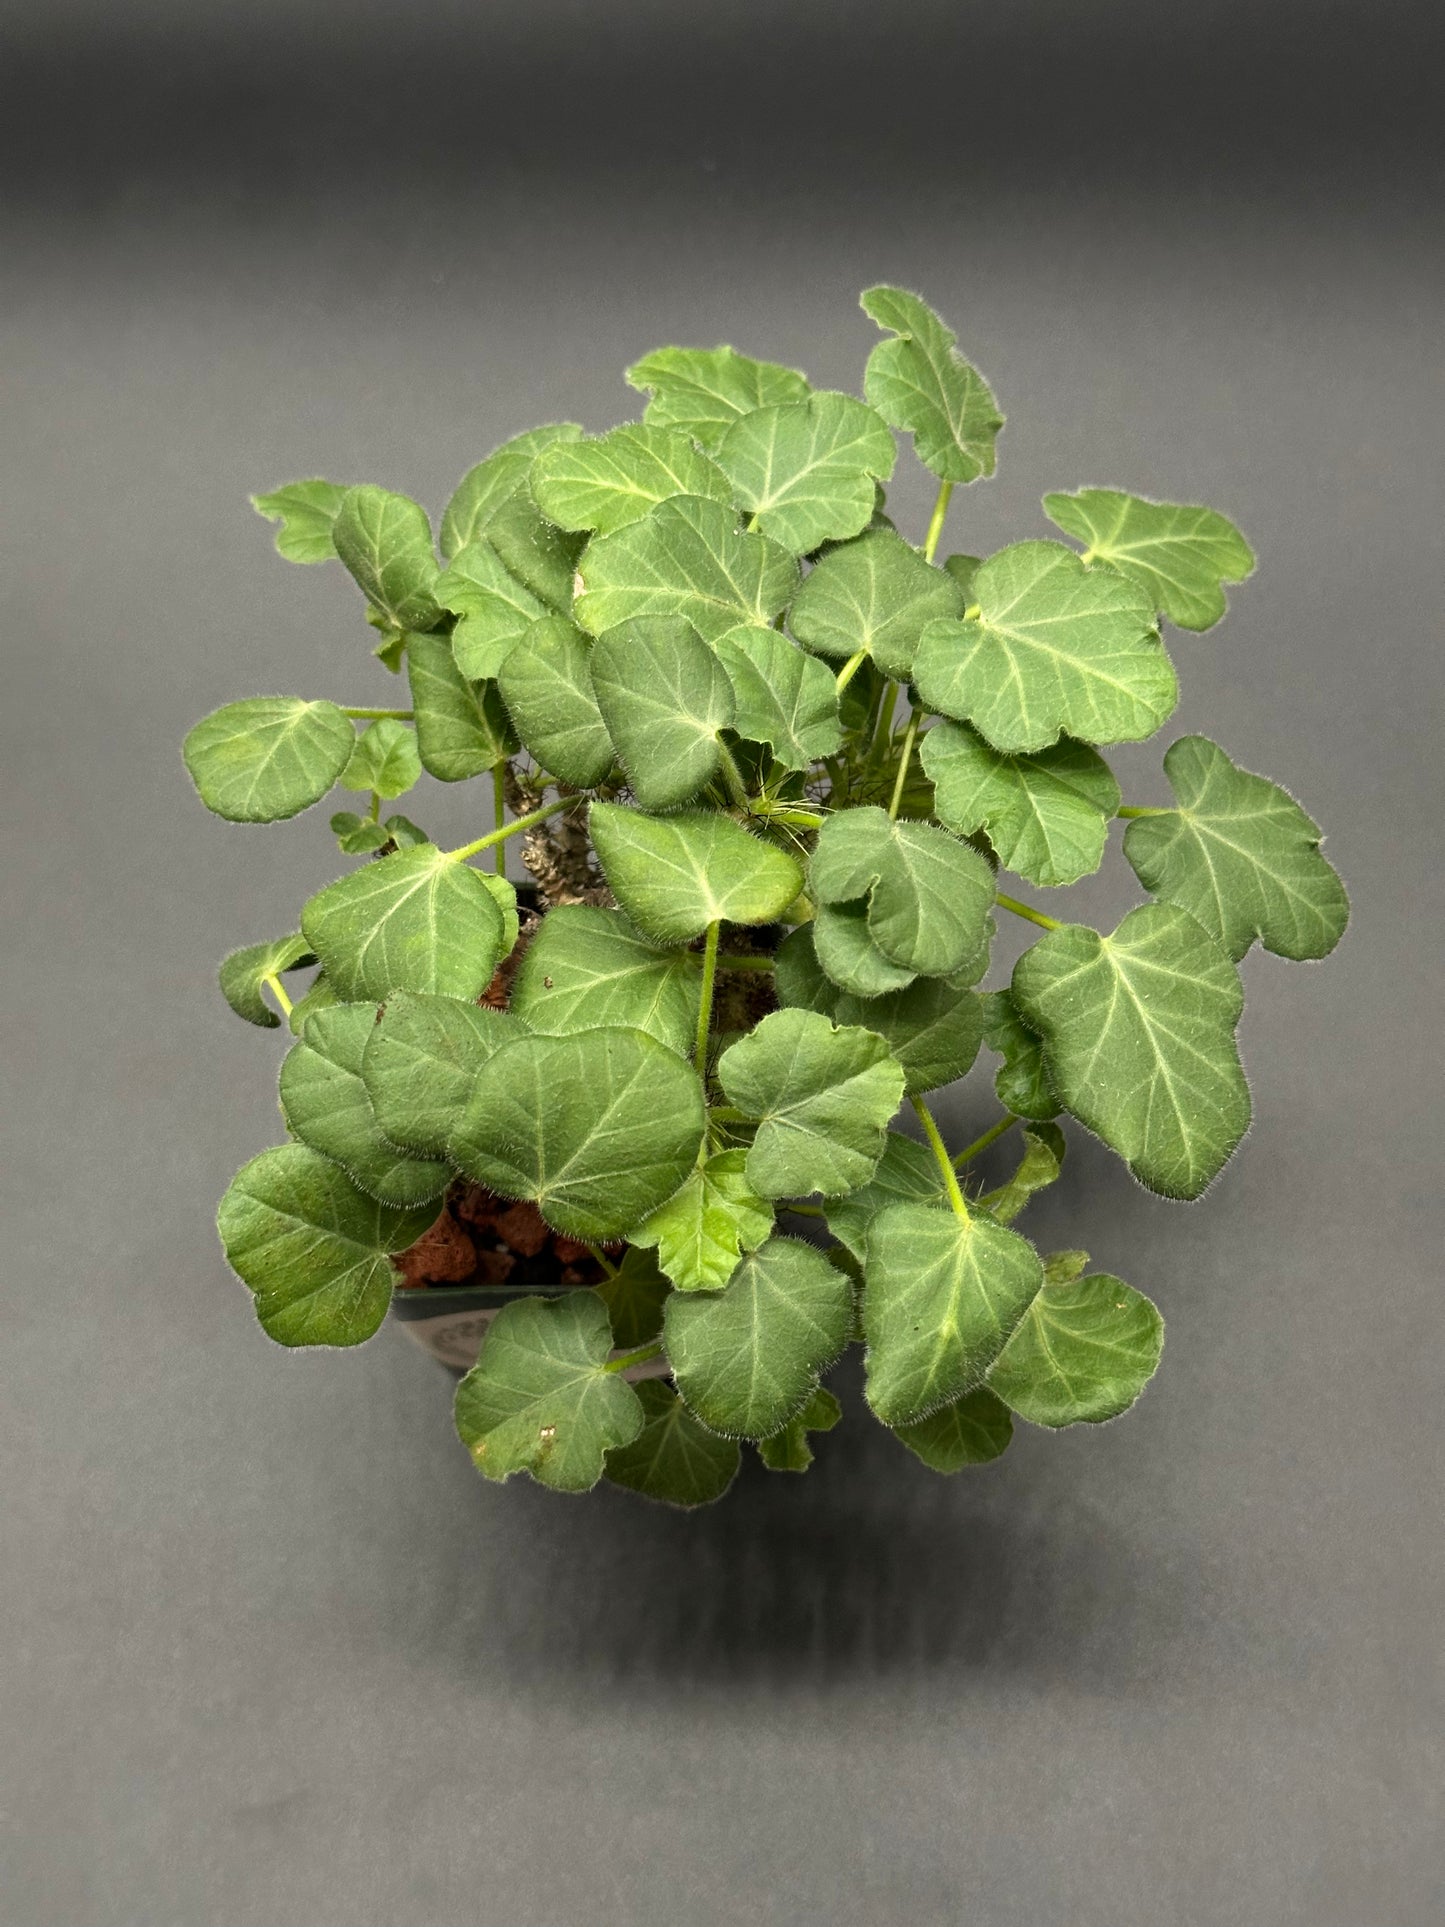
[492,1200,551,1258]
[393,1210,477,1287]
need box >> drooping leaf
[714,624,843,768]
[626,344,810,452]
[183,697,355,823]
[436,539,550,681]
[823,1131,945,1263]
[1011,903,1250,1199]
[596,1245,673,1349]
[912,542,1176,753]
[772,922,841,1018]
[440,423,583,560]
[588,616,736,809]
[218,934,314,1028]
[860,286,1003,484]
[301,844,505,1002]
[809,805,995,977]
[496,616,615,787]
[921,721,1122,887]
[589,803,803,944]
[404,630,515,780]
[714,390,897,553]
[361,990,522,1157]
[631,1148,774,1292]
[217,1143,438,1347]
[787,527,966,679]
[988,1272,1164,1426]
[340,718,422,799]
[976,1121,1067,1225]
[454,1291,644,1493]
[756,1386,842,1473]
[863,1201,1043,1425]
[834,976,984,1095]
[811,901,917,998]
[451,1027,706,1241]
[979,990,1059,1122]
[251,479,351,564]
[1122,735,1349,961]
[1043,487,1255,632]
[604,1379,741,1507]
[509,904,699,1055]
[531,423,733,535]
[278,1004,453,1206]
[664,1235,853,1439]
[717,1007,906,1200]
[892,1387,1013,1471]
[331,485,442,632]
[574,495,799,644]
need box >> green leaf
[988,1272,1164,1426]
[809,806,995,976]
[862,1201,1043,1425]
[340,718,421,799]
[1122,734,1349,961]
[219,934,314,1028]
[287,973,338,1035]
[811,901,917,998]
[604,1378,741,1508]
[921,721,1121,888]
[496,616,615,788]
[454,1291,644,1493]
[892,1388,1013,1472]
[979,990,1059,1121]
[860,286,1003,484]
[717,1007,906,1200]
[773,923,841,1018]
[405,631,517,781]
[183,697,354,823]
[361,990,522,1157]
[279,1004,453,1207]
[823,1131,945,1263]
[664,1235,853,1439]
[835,977,984,1095]
[440,423,583,560]
[787,527,965,679]
[217,1143,438,1348]
[331,485,442,632]
[631,1149,774,1293]
[1043,1248,1090,1286]
[714,390,896,553]
[509,904,700,1056]
[301,844,505,1002]
[589,615,736,809]
[977,1121,1067,1225]
[626,344,810,452]
[330,811,394,855]
[1011,903,1250,1199]
[597,1245,673,1349]
[373,628,408,673]
[251,479,350,564]
[451,1027,706,1241]
[479,489,586,615]
[1043,487,1255,632]
[589,803,803,944]
[756,1386,842,1473]
[574,495,799,645]
[943,553,981,600]
[436,540,550,681]
[912,542,1176,754]
[714,624,842,769]
[531,423,732,535]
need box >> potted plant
[186,286,1348,1508]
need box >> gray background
[3,4,1441,1922]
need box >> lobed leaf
[714,390,897,553]
[823,1130,945,1263]
[436,539,551,682]
[787,527,965,679]
[1043,487,1255,632]
[977,1122,1067,1225]
[405,631,517,781]
[361,990,522,1157]
[589,615,736,809]
[714,623,843,769]
[574,495,799,644]
[811,901,917,998]
[496,616,615,788]
[301,844,506,1002]
[988,1272,1164,1426]
[183,697,355,823]
[332,485,442,632]
[631,1149,774,1293]
[251,479,351,564]
[809,805,995,978]
[921,721,1121,887]
[860,286,1003,484]
[604,1379,741,1507]
[532,423,732,534]
[340,718,421,799]
[219,933,314,1028]
[589,803,803,944]
[509,904,700,1056]
[626,344,810,451]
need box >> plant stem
[584,1243,619,1279]
[888,708,922,820]
[1116,804,1169,818]
[694,919,721,1068]
[491,761,507,874]
[922,479,954,564]
[603,1340,664,1375]
[708,1105,748,1125]
[712,952,774,972]
[912,1095,970,1222]
[342,706,413,720]
[785,1202,826,1218]
[367,790,381,823]
[716,741,751,811]
[754,805,827,830]
[951,1112,1019,1169]
[447,794,573,862]
[261,972,293,1019]
[835,648,869,694]
[995,890,1063,932]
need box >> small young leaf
[405,631,517,781]
[588,615,736,809]
[597,1245,673,1349]
[823,1131,945,1263]
[787,527,965,679]
[440,423,583,560]
[183,698,354,823]
[714,624,843,769]
[860,286,1003,484]
[756,1386,842,1473]
[454,1291,644,1493]
[631,1148,774,1292]
[811,901,917,998]
[574,495,799,644]
[977,1121,1067,1225]
[217,1143,437,1347]
[988,1273,1164,1426]
[340,718,422,799]
[604,1379,741,1508]
[436,539,549,681]
[714,390,897,553]
[330,811,394,855]
[301,845,505,1002]
[331,485,442,632]
[834,977,984,1095]
[717,1007,906,1200]
[589,803,803,944]
[809,806,996,977]
[1012,904,1250,1199]
[251,479,350,564]
[496,616,615,788]
[979,990,1059,1121]
[626,344,810,451]
[892,1388,1013,1472]
[1122,735,1349,961]
[664,1235,853,1439]
[531,423,733,534]
[1043,1248,1091,1286]
[921,721,1122,888]
[218,934,314,1028]
[509,904,700,1056]
[773,923,842,1019]
[361,990,522,1157]
[1043,488,1255,632]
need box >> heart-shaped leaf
[891,1388,1013,1471]
[183,697,355,823]
[835,977,984,1095]
[787,527,966,679]
[340,718,421,799]
[921,721,1121,887]
[604,1379,741,1508]
[714,624,842,769]
[251,478,351,564]
[1043,487,1255,632]
[988,1272,1164,1426]
[809,805,995,977]
[823,1131,945,1263]
[589,803,803,944]
[631,1149,774,1293]
[756,1386,842,1473]
[714,390,897,553]
[626,344,810,451]
[436,540,550,681]
[496,616,615,787]
[405,631,516,780]
[589,616,736,809]
[979,990,1059,1121]
[860,286,1003,484]
[301,844,505,1002]
[332,485,442,632]
[361,990,522,1157]
[532,423,733,534]
[219,933,315,1028]
[509,904,700,1056]
[976,1122,1067,1225]
[440,423,583,560]
[574,495,799,644]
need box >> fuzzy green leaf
[217,1143,437,1348]
[287,973,338,1036]
[809,806,995,977]
[626,345,810,452]
[251,479,350,564]
[756,1386,842,1473]
[988,1272,1164,1426]
[436,539,550,681]
[508,905,700,1055]
[631,1149,774,1293]
[478,491,585,615]
[922,721,1121,887]
[892,1388,1013,1471]
[330,812,393,856]
[184,697,354,823]
[773,923,842,1018]
[340,718,421,799]
[835,977,984,1095]
[1012,904,1250,1199]
[597,1245,673,1349]
[496,616,615,788]
[664,1235,853,1439]
[450,1027,706,1241]
[913,542,1176,754]
[714,391,896,553]
[787,527,965,679]
[532,423,733,535]
[589,615,736,808]
[454,1291,644,1493]
[574,496,799,644]
[717,1007,906,1200]
[714,624,843,768]
[811,901,917,998]
[331,486,442,632]
[863,1201,1043,1426]
[301,845,505,1002]
[1122,735,1349,961]
[440,423,583,560]
[823,1131,945,1263]
[219,934,314,1028]
[943,553,981,599]
[977,1122,1067,1226]
[405,631,517,780]
[361,990,522,1158]
[980,990,1059,1122]
[1044,1249,1091,1286]
[1043,488,1255,632]
[860,286,1003,484]
[604,1380,740,1507]
[589,803,803,944]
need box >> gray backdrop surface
[2,5,1441,1923]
